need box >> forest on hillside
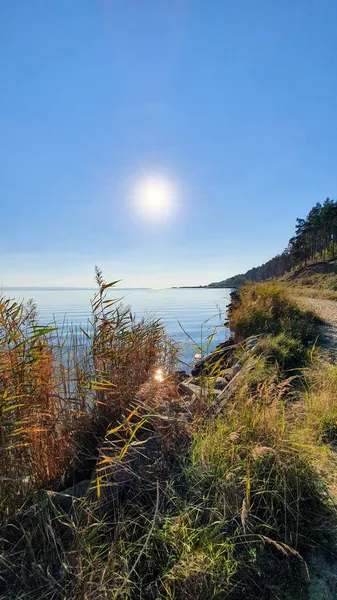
[210,198,337,287]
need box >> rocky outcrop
[176,334,262,413]
[191,339,237,376]
[191,333,260,377]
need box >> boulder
[215,356,259,413]
[178,378,223,400]
[214,376,228,390]
[46,479,91,511]
[191,339,237,376]
[174,369,189,382]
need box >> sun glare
[134,176,176,220]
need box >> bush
[227,282,321,344]
[0,270,176,516]
[255,332,306,370]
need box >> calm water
[3,287,233,366]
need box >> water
[2,287,233,366]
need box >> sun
[134,176,176,220]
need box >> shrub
[319,414,337,446]
[254,332,306,370]
[227,282,321,344]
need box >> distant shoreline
[172,285,235,290]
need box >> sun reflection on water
[153,367,164,382]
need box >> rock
[230,363,242,377]
[214,377,228,390]
[245,335,261,350]
[224,291,241,327]
[191,339,237,376]
[229,290,240,302]
[64,479,91,498]
[46,479,91,511]
[178,380,206,400]
[178,378,223,400]
[174,370,189,382]
[215,340,235,352]
[215,357,259,413]
[178,379,195,397]
[170,394,196,421]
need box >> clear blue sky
[1,0,337,287]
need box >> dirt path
[295,296,337,349]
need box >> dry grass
[280,263,337,300]
[0,269,176,516]
[227,281,322,344]
[285,284,337,301]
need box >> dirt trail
[291,296,337,599]
[295,296,337,349]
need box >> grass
[280,260,337,300]
[254,332,307,370]
[226,281,322,344]
[287,285,337,301]
[0,268,176,515]
[2,277,337,599]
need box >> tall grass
[227,281,321,344]
[0,269,176,516]
[1,277,337,599]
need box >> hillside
[209,198,337,288]
[208,253,290,288]
[280,260,337,300]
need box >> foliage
[226,281,321,344]
[210,253,292,288]
[254,332,306,370]
[3,361,336,600]
[303,360,337,450]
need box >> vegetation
[226,281,321,345]
[209,197,337,288]
[280,261,337,300]
[209,253,292,288]
[2,276,337,599]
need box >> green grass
[254,332,307,370]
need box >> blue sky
[1,0,337,287]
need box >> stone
[245,335,261,350]
[174,370,189,382]
[231,363,242,376]
[179,380,205,400]
[178,378,223,400]
[178,379,195,397]
[46,479,91,511]
[191,339,237,376]
[214,377,228,390]
[215,357,259,413]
